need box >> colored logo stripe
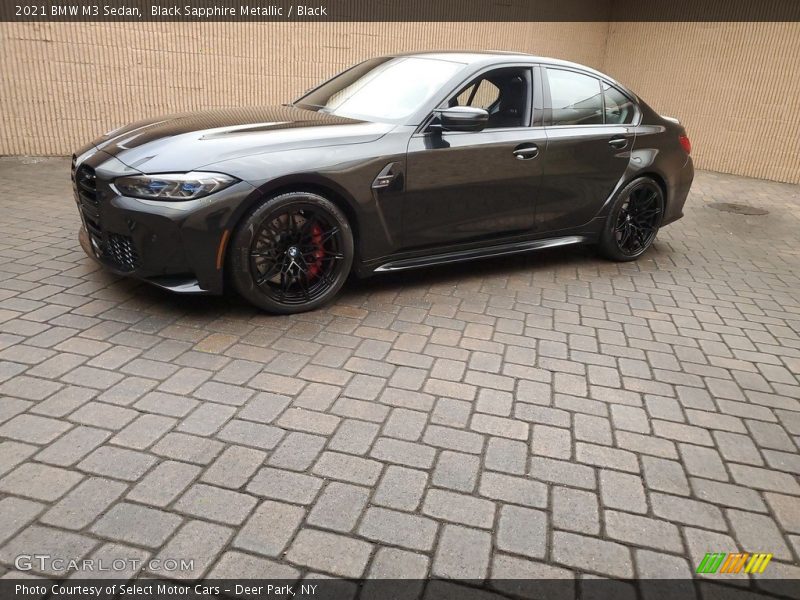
[745,553,773,574]
[720,553,749,573]
[697,552,773,575]
[696,553,726,574]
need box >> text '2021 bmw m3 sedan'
[72,51,693,313]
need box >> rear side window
[546,68,603,125]
[603,83,636,124]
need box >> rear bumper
[662,156,694,226]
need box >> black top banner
[2,0,800,22]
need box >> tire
[229,191,354,314]
[599,177,665,262]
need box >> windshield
[295,57,466,124]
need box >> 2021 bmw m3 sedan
[72,51,693,314]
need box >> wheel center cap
[287,246,299,258]
[626,215,631,222]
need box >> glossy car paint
[72,52,693,295]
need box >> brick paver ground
[0,157,798,593]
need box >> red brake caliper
[307,224,325,279]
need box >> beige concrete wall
[0,22,608,155]
[603,21,800,184]
[2,20,800,183]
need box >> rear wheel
[599,177,664,261]
[230,191,353,314]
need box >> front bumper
[73,151,256,294]
[78,226,216,293]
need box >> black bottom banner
[3,578,798,600]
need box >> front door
[402,67,543,251]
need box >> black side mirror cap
[433,106,489,133]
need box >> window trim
[542,65,640,128]
[532,65,546,127]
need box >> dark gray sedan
[72,51,693,313]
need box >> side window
[447,67,531,129]
[546,68,603,126]
[603,83,635,124]
[456,79,500,111]
[471,80,501,111]
[454,85,474,107]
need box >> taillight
[679,134,692,154]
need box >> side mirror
[432,106,489,133]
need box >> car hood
[86,105,394,173]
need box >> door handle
[608,136,628,150]
[513,143,539,160]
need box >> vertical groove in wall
[0,21,607,156]
[1,20,798,183]
[603,21,800,183]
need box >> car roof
[387,51,635,97]
[389,50,583,68]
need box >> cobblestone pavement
[0,157,798,596]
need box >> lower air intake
[105,234,140,271]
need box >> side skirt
[372,235,590,273]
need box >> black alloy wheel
[600,177,664,261]
[230,192,353,313]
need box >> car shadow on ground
[112,240,672,319]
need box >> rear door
[536,67,635,233]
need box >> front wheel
[229,191,354,314]
[599,177,664,262]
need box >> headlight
[113,172,238,201]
